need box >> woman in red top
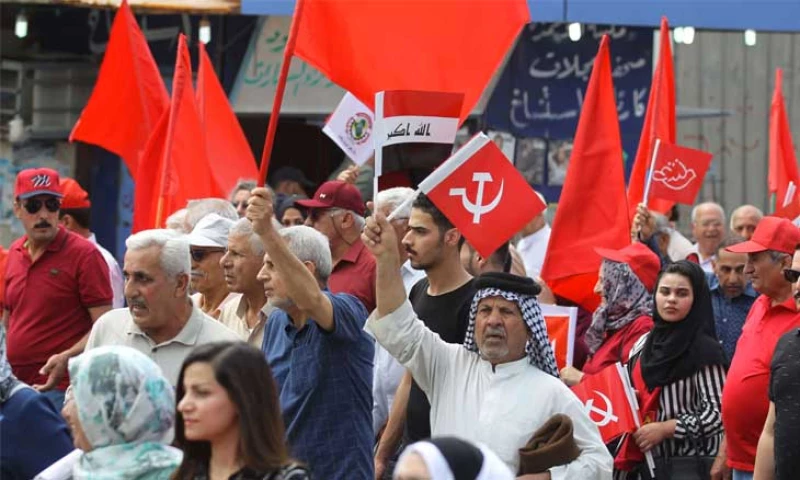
[561,243,659,386]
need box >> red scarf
[614,360,662,471]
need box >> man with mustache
[717,217,800,480]
[84,229,239,385]
[2,168,113,410]
[362,210,612,477]
[687,202,726,273]
[186,214,239,319]
[374,193,475,479]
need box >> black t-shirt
[769,328,800,480]
[404,277,476,443]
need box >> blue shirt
[262,291,374,480]
[706,272,758,363]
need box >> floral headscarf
[69,346,182,480]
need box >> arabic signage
[485,23,653,191]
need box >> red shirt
[722,294,800,471]
[4,227,112,389]
[582,315,654,375]
[328,239,376,313]
[0,246,7,309]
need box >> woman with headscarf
[394,437,515,480]
[561,243,659,386]
[62,345,182,479]
[614,261,727,479]
[0,324,74,479]
[274,195,307,227]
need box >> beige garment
[190,291,241,319]
[218,295,273,348]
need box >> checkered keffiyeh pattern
[463,287,559,377]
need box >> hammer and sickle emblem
[584,390,619,427]
[448,172,504,224]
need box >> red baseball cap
[295,181,366,216]
[725,216,800,255]
[59,178,91,209]
[594,242,661,292]
[15,168,63,200]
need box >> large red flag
[132,35,222,232]
[768,69,800,220]
[541,36,631,312]
[648,140,713,205]
[626,17,676,217]
[419,133,546,259]
[197,43,258,196]
[294,0,529,124]
[571,363,639,443]
[69,0,168,178]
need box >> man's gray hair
[729,204,765,230]
[229,179,257,200]
[165,208,189,233]
[279,226,333,282]
[185,198,239,231]
[229,218,266,256]
[125,229,190,279]
[330,208,366,231]
[375,187,416,219]
[652,212,670,235]
[768,249,792,262]
[691,202,725,224]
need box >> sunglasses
[23,197,60,215]
[190,249,225,262]
[784,268,800,283]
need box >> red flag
[626,17,676,216]
[571,363,638,443]
[132,35,222,232]
[419,133,546,259]
[542,304,578,370]
[540,36,630,312]
[648,140,713,205]
[294,0,529,124]
[197,42,258,196]
[768,69,800,220]
[69,0,168,178]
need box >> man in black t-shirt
[373,193,475,479]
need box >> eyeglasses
[190,249,225,262]
[232,201,247,209]
[23,197,60,215]
[784,268,800,283]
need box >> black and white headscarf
[463,286,559,378]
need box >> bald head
[730,204,763,240]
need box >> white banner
[322,93,375,166]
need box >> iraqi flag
[648,139,713,205]
[571,363,639,443]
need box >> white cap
[185,213,234,248]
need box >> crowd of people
[1,164,799,480]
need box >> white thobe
[367,300,613,479]
[89,233,124,308]
[516,224,551,278]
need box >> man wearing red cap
[719,216,800,480]
[2,168,112,410]
[58,177,124,308]
[297,181,376,312]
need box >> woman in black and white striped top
[614,261,727,479]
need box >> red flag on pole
[540,36,630,312]
[69,0,168,178]
[768,69,800,220]
[646,139,713,205]
[196,42,258,196]
[132,35,222,232]
[626,17,676,216]
[542,304,578,370]
[571,363,639,443]
[418,133,546,259]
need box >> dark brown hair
[172,342,292,479]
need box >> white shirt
[367,300,613,478]
[371,260,426,434]
[218,295,272,348]
[667,229,694,262]
[191,291,241,320]
[89,233,124,308]
[689,243,716,274]
[516,224,551,278]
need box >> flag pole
[386,189,420,221]
[257,0,306,186]
[641,138,661,208]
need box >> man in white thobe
[361,211,612,479]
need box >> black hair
[59,208,91,229]
[716,235,747,256]
[412,193,465,248]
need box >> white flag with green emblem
[322,92,375,166]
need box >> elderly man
[754,245,800,480]
[4,168,112,409]
[186,214,239,319]
[708,236,758,363]
[516,192,551,278]
[85,229,239,385]
[230,179,257,218]
[730,205,763,240]
[219,218,270,347]
[688,202,726,273]
[362,211,612,478]
[297,180,376,312]
[248,187,374,480]
[718,217,800,480]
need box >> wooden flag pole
[257,0,306,186]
